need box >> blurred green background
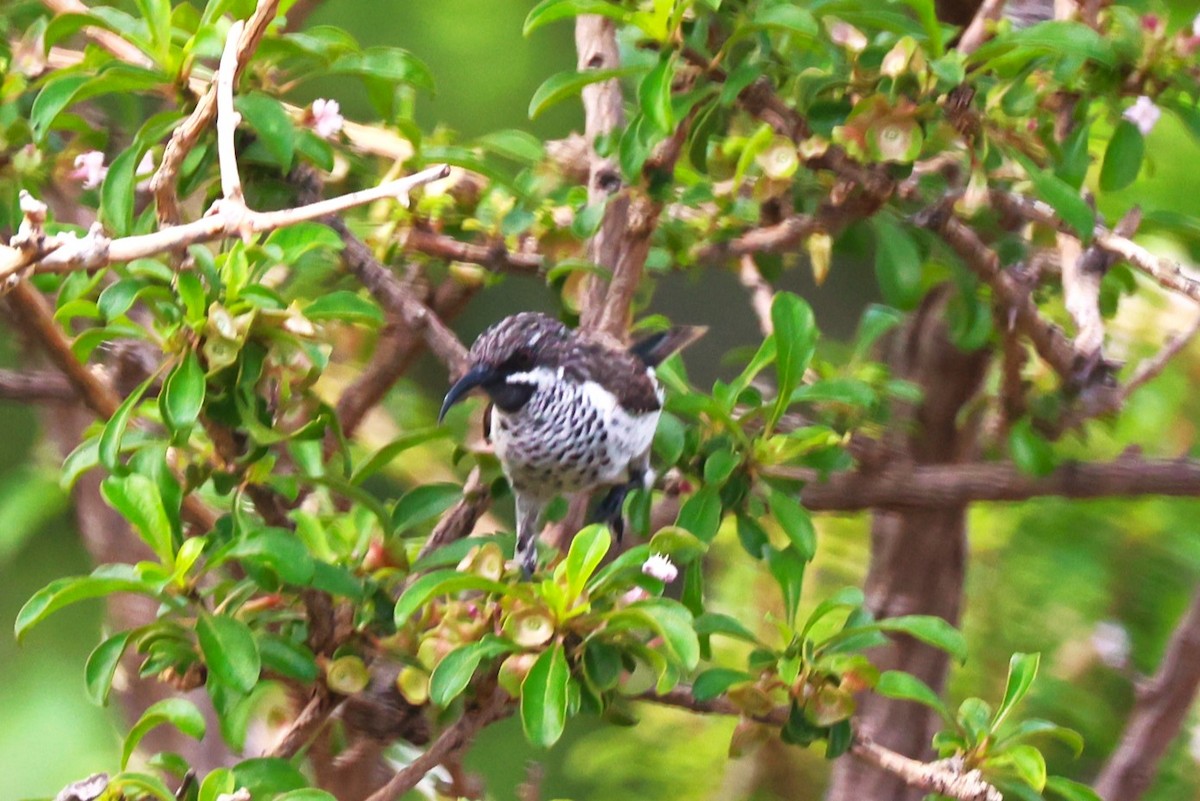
[8,1,1200,799]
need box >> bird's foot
[591,483,630,543]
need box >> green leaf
[1099,119,1144,192]
[995,719,1084,757]
[993,652,1040,730]
[15,565,160,642]
[521,643,570,747]
[631,599,700,670]
[875,670,951,721]
[648,526,706,564]
[109,772,176,801]
[100,146,142,237]
[430,638,513,707]
[197,614,261,693]
[31,74,90,140]
[768,490,816,560]
[276,791,338,801]
[767,545,806,625]
[801,586,866,638]
[86,630,135,706]
[1019,156,1094,243]
[477,129,546,163]
[98,373,154,472]
[1045,777,1103,801]
[876,615,967,662]
[693,612,759,644]
[675,485,722,542]
[303,290,384,326]
[198,767,235,801]
[872,218,924,310]
[394,569,511,627]
[160,351,205,434]
[748,4,818,38]
[1009,418,1056,477]
[231,758,309,797]
[896,0,944,55]
[223,528,315,586]
[101,473,175,566]
[351,428,449,484]
[329,47,434,92]
[692,668,754,702]
[562,523,610,600]
[258,634,319,682]
[770,292,818,428]
[989,744,1047,792]
[236,93,295,170]
[529,67,638,119]
[524,0,629,34]
[703,448,740,486]
[122,698,205,769]
[639,55,674,133]
[392,483,462,533]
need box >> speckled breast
[490,376,660,499]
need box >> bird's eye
[505,347,534,371]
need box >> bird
[439,312,705,576]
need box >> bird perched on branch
[439,312,705,576]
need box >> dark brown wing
[563,339,661,414]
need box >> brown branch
[150,0,282,224]
[696,213,821,263]
[794,457,1200,511]
[4,279,218,532]
[363,689,510,801]
[269,693,338,759]
[324,219,468,377]
[642,689,1000,801]
[1095,586,1200,801]
[405,228,542,274]
[0,369,77,402]
[215,20,248,207]
[916,205,1099,386]
[957,0,1008,55]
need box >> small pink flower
[620,587,650,605]
[1141,14,1161,34]
[310,98,344,139]
[1123,95,1161,136]
[641,553,678,583]
[828,20,867,52]
[70,150,107,189]
[1091,620,1131,669]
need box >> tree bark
[1094,587,1200,801]
[825,288,990,801]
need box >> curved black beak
[438,365,495,423]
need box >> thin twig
[150,0,282,223]
[216,20,247,205]
[738,255,775,336]
[1,166,451,287]
[405,228,542,274]
[363,689,510,801]
[417,467,491,563]
[993,192,1200,305]
[642,688,1000,801]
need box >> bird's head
[438,312,570,423]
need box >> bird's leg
[514,492,545,579]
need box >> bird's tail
[629,325,707,367]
